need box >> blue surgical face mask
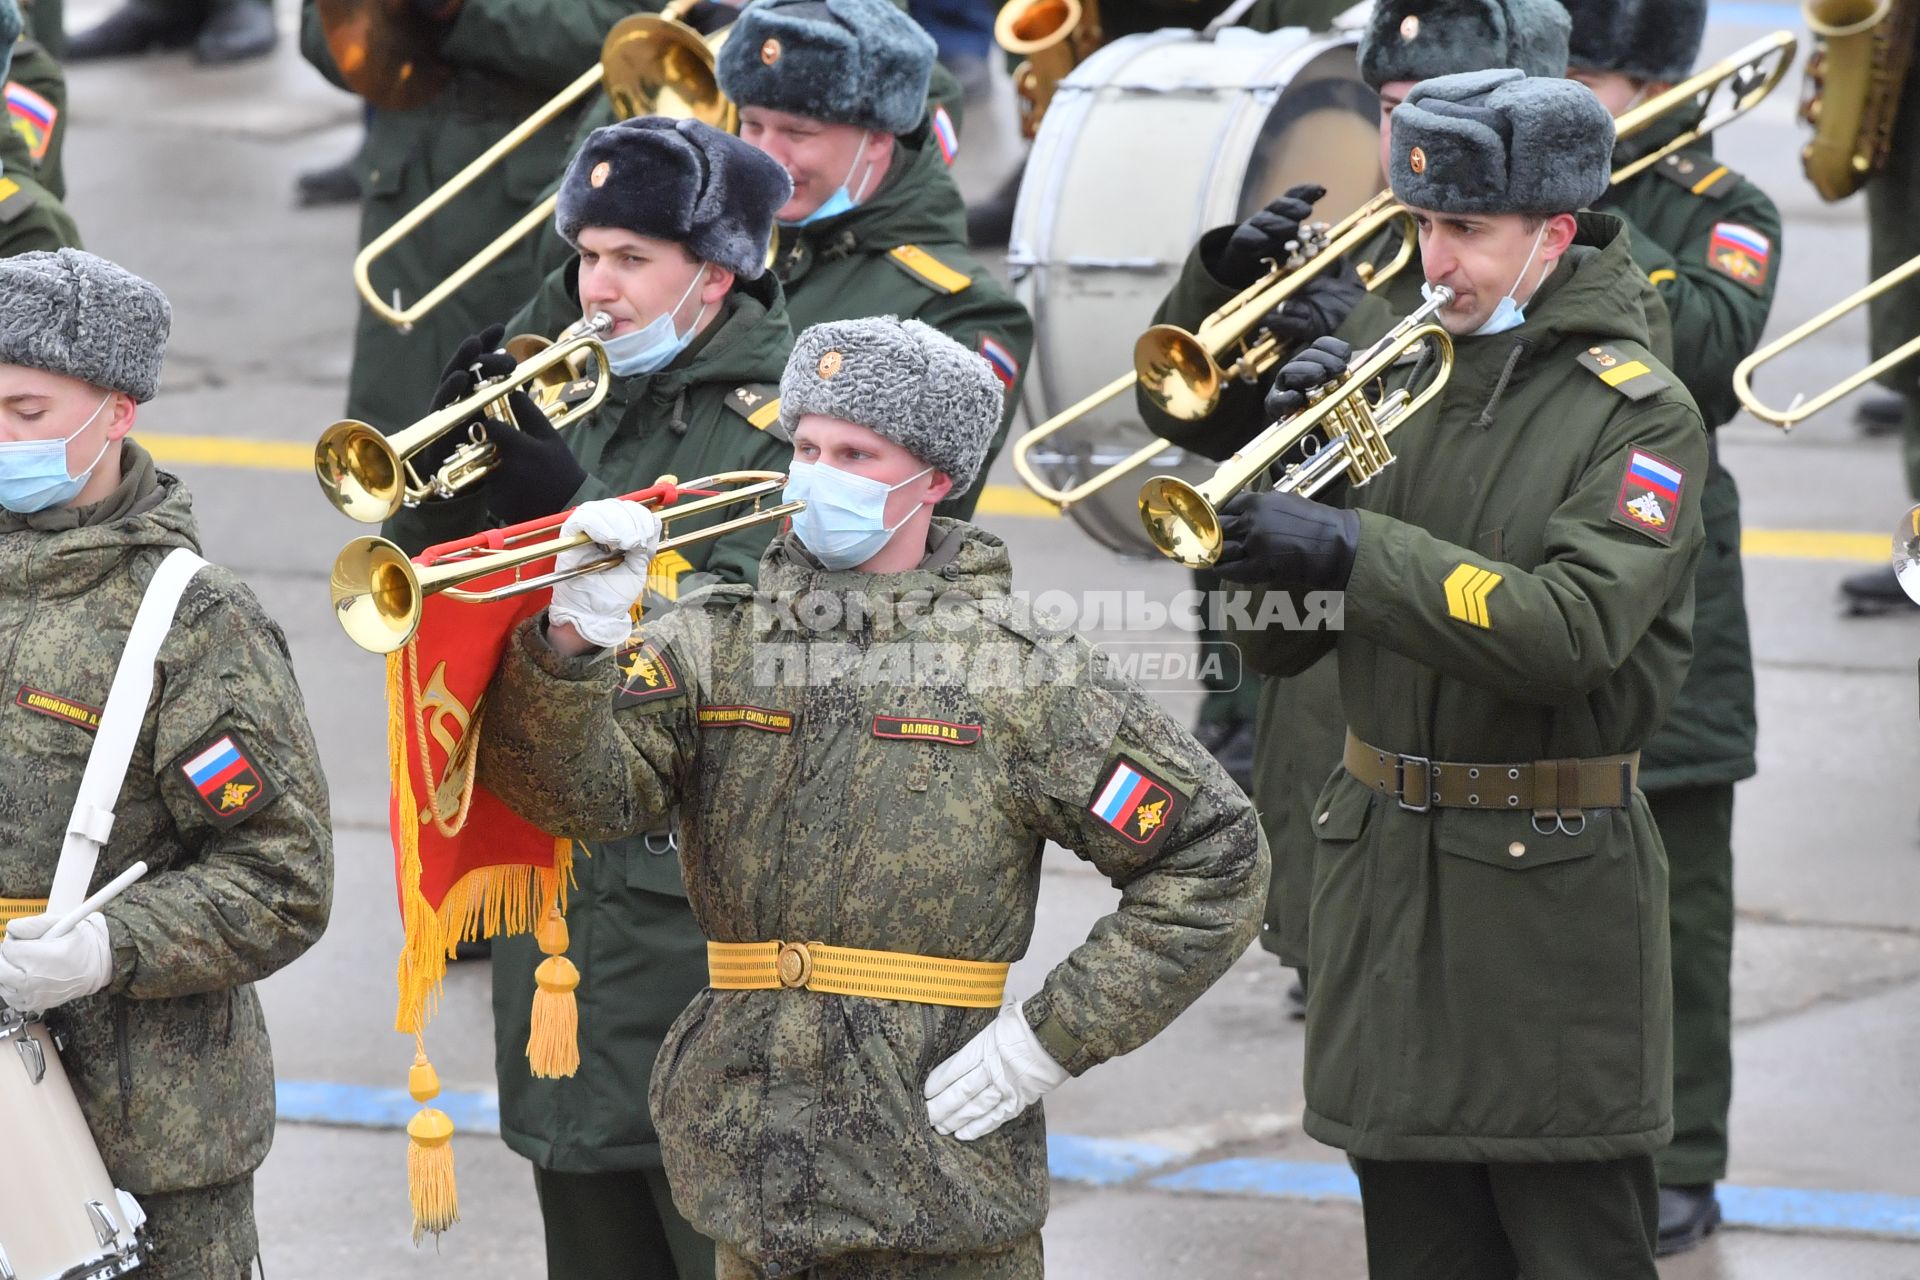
[0,393,115,514]
[602,266,709,377]
[783,459,933,570]
[1423,219,1551,338]
[778,132,873,228]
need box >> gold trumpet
[1139,287,1455,568]
[1608,31,1799,185]
[315,313,614,524]
[1732,250,1920,429]
[331,472,803,653]
[995,0,1102,139]
[354,2,735,332]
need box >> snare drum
[0,1011,146,1280]
[1009,25,1382,556]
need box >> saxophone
[995,0,1105,139]
[1800,0,1920,200]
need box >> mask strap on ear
[881,466,935,534]
[842,131,873,203]
[1502,221,1551,306]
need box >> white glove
[548,499,663,649]
[0,912,114,1014]
[923,1000,1069,1141]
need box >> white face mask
[601,265,708,377]
[782,459,932,570]
[1423,219,1551,338]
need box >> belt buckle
[1395,754,1432,813]
[776,941,814,989]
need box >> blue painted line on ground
[274,1082,1920,1242]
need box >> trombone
[1010,190,1418,511]
[355,2,735,332]
[1732,250,1920,430]
[1609,30,1799,185]
[1138,287,1455,569]
[315,312,614,524]
[331,472,804,653]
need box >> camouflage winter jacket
[478,520,1266,1272]
[0,445,333,1193]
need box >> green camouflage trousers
[137,1177,257,1280]
[716,1235,1043,1279]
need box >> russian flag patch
[1707,221,1770,290]
[6,82,56,164]
[931,104,958,166]
[978,335,1018,390]
[177,730,277,826]
[1611,446,1687,545]
[1088,754,1183,850]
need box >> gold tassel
[405,1045,458,1243]
[527,906,581,1079]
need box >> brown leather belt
[1343,731,1638,820]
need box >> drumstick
[41,862,149,941]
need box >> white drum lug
[15,1032,45,1085]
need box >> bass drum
[1008,26,1382,557]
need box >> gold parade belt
[0,898,49,927]
[707,940,1009,1009]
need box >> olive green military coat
[1598,111,1775,790]
[7,37,67,198]
[477,521,1267,1272]
[390,273,793,1176]
[0,90,76,256]
[0,448,333,1192]
[1228,214,1707,1162]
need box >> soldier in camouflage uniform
[389,117,796,1280]
[476,316,1267,1278]
[7,11,68,199]
[0,250,333,1279]
[1219,73,1704,1276]
[0,0,77,256]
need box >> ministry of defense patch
[177,731,277,826]
[1611,446,1687,545]
[614,638,681,709]
[873,715,982,745]
[15,685,101,732]
[6,82,56,164]
[1088,754,1184,850]
[1707,221,1771,290]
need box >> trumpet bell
[315,421,406,526]
[1135,326,1224,423]
[1896,504,1920,604]
[332,536,424,655]
[1139,476,1224,568]
[602,12,735,131]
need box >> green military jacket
[0,447,333,1193]
[393,272,793,1175]
[515,113,1031,520]
[0,95,76,256]
[1229,213,1707,1162]
[7,37,67,199]
[477,521,1266,1271]
[299,0,658,433]
[1598,112,1775,790]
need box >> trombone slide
[1733,249,1920,429]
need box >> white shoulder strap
[46,548,209,915]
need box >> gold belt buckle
[776,941,814,989]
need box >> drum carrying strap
[44,549,207,917]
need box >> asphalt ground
[38,0,1920,1275]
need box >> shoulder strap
[47,548,208,914]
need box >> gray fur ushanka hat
[1358,0,1571,90]
[1561,0,1706,84]
[780,317,1001,491]
[1389,69,1615,215]
[555,117,792,279]
[0,249,172,401]
[717,0,936,136]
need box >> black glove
[1213,490,1360,591]
[1261,256,1366,349]
[480,389,588,526]
[412,324,515,481]
[1214,184,1326,288]
[1263,336,1352,420]
[677,0,739,34]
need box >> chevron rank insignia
[1089,754,1184,851]
[1576,344,1669,401]
[177,730,277,826]
[1443,563,1502,629]
[1654,153,1741,199]
[1611,446,1686,545]
[614,638,682,709]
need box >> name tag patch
[177,730,277,826]
[1088,753,1183,851]
[698,705,796,734]
[15,684,100,732]
[872,715,982,745]
[1611,446,1687,545]
[614,638,681,708]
